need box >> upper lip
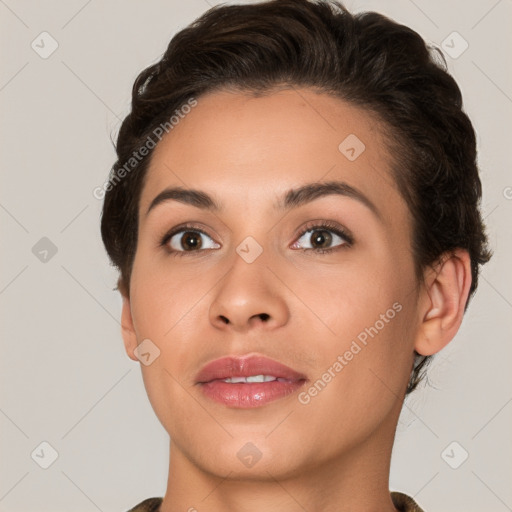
[195,354,307,383]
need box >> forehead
[140,88,402,217]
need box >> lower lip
[198,379,306,408]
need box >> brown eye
[292,224,350,253]
[309,229,333,249]
[180,231,202,251]
[166,228,220,254]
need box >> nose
[208,252,290,333]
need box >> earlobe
[414,249,472,356]
[121,294,139,362]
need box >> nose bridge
[208,236,289,331]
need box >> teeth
[222,374,279,383]
[229,376,248,383]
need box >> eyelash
[294,220,354,254]
[159,220,354,258]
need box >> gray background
[1,0,511,511]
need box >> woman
[99,1,491,510]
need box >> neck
[159,413,400,512]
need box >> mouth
[195,354,307,408]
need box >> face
[122,88,422,480]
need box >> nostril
[259,313,270,321]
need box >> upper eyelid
[296,221,352,238]
[164,222,212,239]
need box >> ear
[120,293,139,362]
[414,249,472,356]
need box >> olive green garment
[126,491,424,511]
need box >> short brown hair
[100,0,491,392]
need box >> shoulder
[125,497,163,512]
[391,491,425,512]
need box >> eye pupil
[311,230,332,248]
[182,231,201,251]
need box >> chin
[186,430,313,481]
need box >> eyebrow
[145,180,381,220]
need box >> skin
[120,88,472,512]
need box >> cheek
[128,258,213,392]
[288,249,405,335]
[296,303,415,452]
[291,254,416,404]
[130,256,206,338]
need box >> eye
[291,221,353,254]
[160,220,353,257]
[161,223,220,256]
